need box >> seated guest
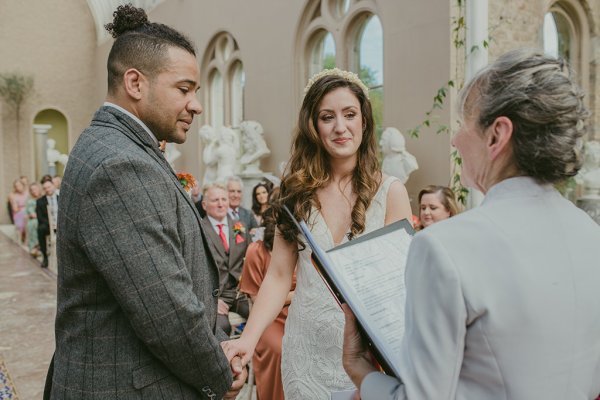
[417,185,460,229]
[240,199,295,400]
[342,49,600,398]
[25,182,42,257]
[251,182,271,227]
[191,181,206,218]
[226,175,258,234]
[36,175,57,268]
[201,182,251,335]
[8,178,28,243]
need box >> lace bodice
[281,176,397,399]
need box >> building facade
[0,0,598,223]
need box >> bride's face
[316,87,363,162]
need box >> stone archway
[32,109,68,179]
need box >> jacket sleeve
[360,231,466,399]
[77,158,232,398]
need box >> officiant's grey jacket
[49,106,232,399]
[361,177,600,399]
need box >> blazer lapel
[201,218,227,259]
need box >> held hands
[223,354,248,400]
[342,303,378,390]
[221,336,255,367]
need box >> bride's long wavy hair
[276,74,381,247]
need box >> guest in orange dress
[240,204,296,400]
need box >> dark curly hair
[460,49,589,183]
[275,73,380,248]
[104,4,196,94]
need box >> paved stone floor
[0,226,255,400]
[0,227,56,400]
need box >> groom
[45,5,245,399]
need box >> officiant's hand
[342,303,377,390]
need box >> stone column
[465,0,488,209]
[33,124,52,179]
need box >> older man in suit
[44,5,245,400]
[226,176,258,234]
[201,183,252,336]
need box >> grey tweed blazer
[48,106,232,399]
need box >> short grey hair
[459,48,589,183]
[225,175,243,189]
[202,182,227,197]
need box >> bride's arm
[222,229,297,364]
[384,178,413,225]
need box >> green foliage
[0,72,35,175]
[323,53,336,69]
[0,72,34,111]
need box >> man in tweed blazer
[44,5,245,399]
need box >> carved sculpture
[199,124,219,185]
[240,120,270,174]
[215,126,241,181]
[379,127,418,184]
[47,138,68,175]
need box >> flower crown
[304,68,369,99]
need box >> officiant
[342,49,600,399]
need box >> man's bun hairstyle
[104,3,196,94]
[104,4,148,38]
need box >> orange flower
[233,222,246,235]
[176,172,196,192]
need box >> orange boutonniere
[176,172,196,193]
[233,222,246,244]
[233,222,246,235]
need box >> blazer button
[212,289,220,297]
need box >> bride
[223,68,412,399]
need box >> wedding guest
[36,175,57,268]
[8,178,28,243]
[342,49,600,399]
[251,182,270,226]
[25,182,42,257]
[227,175,258,233]
[52,175,62,194]
[201,182,252,335]
[223,68,412,399]
[44,5,243,399]
[240,205,296,400]
[417,185,459,229]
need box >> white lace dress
[281,176,397,399]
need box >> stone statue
[239,120,270,174]
[199,124,219,185]
[47,138,68,175]
[577,140,600,198]
[215,126,241,181]
[379,127,418,183]
[164,142,181,167]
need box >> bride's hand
[221,337,255,366]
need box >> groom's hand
[342,303,377,389]
[223,355,247,400]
